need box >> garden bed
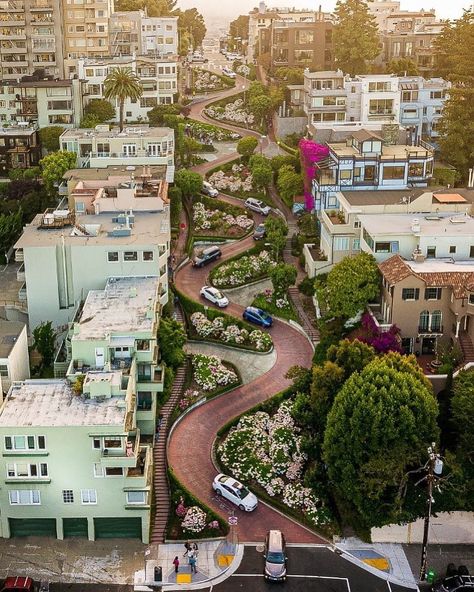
[209,246,276,289]
[166,468,229,540]
[193,68,236,92]
[185,120,241,142]
[206,161,273,206]
[203,92,265,133]
[215,396,336,536]
[192,195,254,239]
[251,289,298,322]
[176,288,273,353]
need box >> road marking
[232,573,351,589]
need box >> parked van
[192,245,222,268]
[263,530,287,582]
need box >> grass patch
[251,292,298,322]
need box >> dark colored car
[433,573,474,591]
[264,530,287,582]
[242,306,272,328]
[253,223,266,241]
[192,245,222,268]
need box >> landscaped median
[175,287,274,353]
[206,161,273,206]
[192,195,254,240]
[209,244,276,289]
[193,68,236,93]
[214,388,337,538]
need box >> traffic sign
[228,516,238,526]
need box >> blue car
[242,306,273,328]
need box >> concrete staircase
[459,331,474,363]
[288,287,320,344]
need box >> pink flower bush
[299,139,329,211]
[181,506,207,533]
[193,202,253,231]
[357,312,402,353]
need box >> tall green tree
[277,165,304,207]
[229,14,249,41]
[33,321,56,369]
[434,11,474,85]
[237,136,258,160]
[115,0,177,17]
[174,169,203,198]
[386,58,419,76]
[158,317,186,368]
[84,98,115,122]
[38,126,64,153]
[334,0,380,76]
[0,209,23,263]
[322,252,380,319]
[270,263,297,298]
[179,8,206,50]
[104,67,143,132]
[40,151,77,195]
[323,353,439,527]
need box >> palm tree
[103,67,143,132]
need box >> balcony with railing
[418,324,443,335]
[16,263,25,282]
[14,248,23,262]
[100,429,141,469]
[18,282,26,301]
[126,444,152,487]
[0,1,24,10]
[30,0,54,9]
[321,208,353,235]
[39,208,75,229]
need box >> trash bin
[427,569,436,584]
[154,566,162,582]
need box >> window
[352,238,360,250]
[4,435,45,451]
[81,489,97,504]
[427,246,436,258]
[6,463,47,478]
[430,91,445,100]
[431,310,442,332]
[93,462,104,477]
[92,438,101,449]
[470,294,474,305]
[425,287,442,300]
[375,241,399,253]
[383,166,405,180]
[368,81,391,92]
[123,251,138,261]
[105,467,123,476]
[108,251,119,262]
[368,98,394,116]
[126,491,146,505]
[0,364,8,377]
[470,245,474,258]
[419,310,430,331]
[408,163,424,177]
[9,490,40,505]
[63,489,74,503]
[340,170,352,180]
[333,237,350,251]
[450,245,456,254]
[138,391,152,410]
[402,288,419,301]
[104,437,121,448]
[143,251,154,261]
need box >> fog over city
[177,0,470,23]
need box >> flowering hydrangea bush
[205,98,255,126]
[212,250,276,288]
[208,166,254,193]
[181,506,207,533]
[194,70,229,91]
[179,388,201,410]
[187,121,239,142]
[189,312,272,351]
[218,400,333,526]
[193,201,253,233]
[192,354,238,391]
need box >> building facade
[0,124,40,173]
[0,0,64,80]
[78,56,178,119]
[109,12,178,58]
[0,321,29,396]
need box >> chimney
[413,247,425,263]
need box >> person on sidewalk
[192,542,199,557]
[183,541,191,557]
[189,554,197,574]
[173,556,180,573]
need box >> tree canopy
[174,169,203,198]
[270,263,297,298]
[323,352,439,527]
[322,252,380,319]
[158,317,187,368]
[229,14,249,41]
[40,151,77,195]
[237,136,258,160]
[334,0,380,76]
[38,126,64,153]
[33,321,56,369]
[179,8,206,50]
[434,11,474,85]
[104,67,142,132]
[114,0,177,17]
[386,58,419,76]
[277,164,304,207]
[84,98,115,122]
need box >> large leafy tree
[334,0,380,76]
[174,169,203,198]
[104,67,142,132]
[33,321,56,369]
[115,0,176,16]
[322,252,380,319]
[0,209,23,264]
[323,353,439,527]
[434,11,474,85]
[264,216,287,259]
[270,263,297,299]
[84,98,115,123]
[179,8,206,50]
[237,136,258,160]
[277,165,304,207]
[158,317,186,369]
[40,151,77,195]
[38,126,64,153]
[386,58,419,76]
[229,15,249,41]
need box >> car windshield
[214,291,224,299]
[260,311,271,320]
[267,551,285,564]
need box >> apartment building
[378,254,474,356]
[78,56,178,119]
[304,188,474,277]
[109,11,178,57]
[0,321,29,396]
[0,78,85,128]
[0,0,64,80]
[0,123,40,173]
[62,0,114,77]
[366,0,402,30]
[60,125,175,169]
[14,166,171,330]
[0,370,153,541]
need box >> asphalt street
[208,545,417,592]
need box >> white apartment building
[0,321,29,396]
[78,55,178,120]
[109,12,178,57]
[14,167,171,330]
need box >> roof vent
[450,216,467,224]
[411,218,421,233]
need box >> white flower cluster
[204,98,255,126]
[195,70,222,91]
[190,312,271,351]
[193,202,253,231]
[181,505,207,533]
[208,169,254,193]
[192,353,238,391]
[212,250,276,288]
[275,297,289,309]
[218,400,332,526]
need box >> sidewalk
[134,540,243,591]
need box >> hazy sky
[176,0,471,23]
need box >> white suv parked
[244,198,271,216]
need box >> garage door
[94,517,142,539]
[9,518,57,538]
[63,518,88,538]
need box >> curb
[187,337,275,356]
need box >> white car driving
[212,474,258,511]
[200,285,229,308]
[244,198,271,216]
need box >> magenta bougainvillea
[299,139,329,210]
[357,312,402,354]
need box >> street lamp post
[260,135,267,155]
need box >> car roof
[247,306,263,314]
[268,530,284,551]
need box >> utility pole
[419,443,443,582]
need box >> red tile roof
[379,255,414,285]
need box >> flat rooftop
[63,166,167,182]
[61,125,173,141]
[408,259,474,274]
[329,142,432,159]
[0,127,37,137]
[0,380,126,427]
[0,321,25,359]
[342,188,474,207]
[15,209,170,249]
[359,213,474,236]
[73,276,159,341]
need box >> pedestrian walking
[173,556,180,573]
[189,554,197,574]
[183,541,191,557]
[192,542,199,557]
